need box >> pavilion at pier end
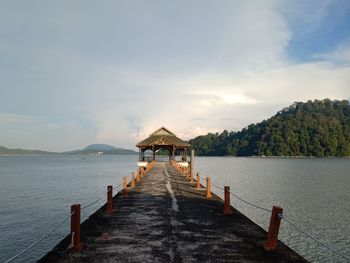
[136,127,192,166]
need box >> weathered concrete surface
[39,163,307,263]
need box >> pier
[39,160,306,262]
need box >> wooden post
[190,149,194,180]
[263,206,283,251]
[131,172,135,188]
[186,167,190,179]
[137,169,141,182]
[71,204,82,252]
[206,177,212,198]
[107,185,113,213]
[122,176,127,196]
[223,186,233,215]
[196,172,201,189]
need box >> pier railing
[3,161,156,263]
[170,160,350,261]
[4,159,349,262]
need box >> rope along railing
[211,181,225,191]
[283,216,350,262]
[170,161,349,261]
[197,174,270,212]
[2,161,153,263]
[113,183,123,190]
[81,197,104,211]
[81,182,123,211]
[200,171,350,262]
[3,212,74,263]
[229,192,272,213]
[224,185,348,260]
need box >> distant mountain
[63,144,137,155]
[84,144,117,151]
[189,99,350,157]
[0,144,137,156]
[0,146,56,155]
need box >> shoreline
[1,154,349,158]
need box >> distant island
[63,144,137,155]
[0,144,137,156]
[2,99,350,158]
[189,99,350,157]
[0,146,57,156]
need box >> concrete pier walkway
[39,163,307,263]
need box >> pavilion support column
[142,150,145,161]
[169,147,171,162]
[172,145,175,161]
[152,145,155,162]
[190,149,194,177]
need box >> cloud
[0,113,96,151]
[190,91,259,107]
[314,43,350,65]
[191,117,207,122]
[0,113,35,124]
[220,118,237,121]
[180,127,223,140]
[0,1,350,150]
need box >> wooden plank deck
[39,162,307,263]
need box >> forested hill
[189,99,350,157]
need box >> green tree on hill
[189,99,350,157]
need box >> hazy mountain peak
[84,144,117,151]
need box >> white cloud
[0,113,35,124]
[190,91,259,107]
[314,44,350,65]
[180,127,223,140]
[1,1,350,149]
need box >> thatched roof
[136,127,191,148]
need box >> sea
[0,156,349,262]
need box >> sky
[1,0,350,151]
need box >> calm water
[0,156,349,262]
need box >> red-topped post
[137,169,141,182]
[106,185,113,213]
[71,204,82,252]
[185,167,190,179]
[131,172,135,188]
[122,176,128,196]
[196,173,201,189]
[263,206,283,251]
[223,186,233,215]
[206,177,212,198]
